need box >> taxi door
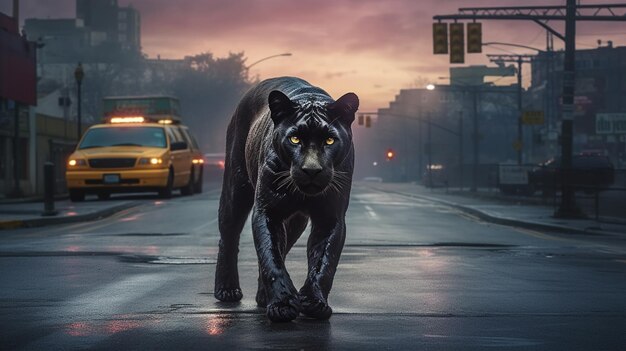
[166,126,192,187]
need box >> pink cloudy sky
[3,0,625,111]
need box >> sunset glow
[7,0,625,111]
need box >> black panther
[214,77,358,322]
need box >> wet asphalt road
[1,182,625,350]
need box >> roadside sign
[498,164,529,185]
[596,113,626,134]
[522,111,544,125]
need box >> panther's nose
[302,164,323,178]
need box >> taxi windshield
[79,127,167,149]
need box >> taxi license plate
[103,174,120,184]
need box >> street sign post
[522,111,545,125]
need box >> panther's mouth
[294,180,327,196]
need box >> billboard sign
[596,113,626,135]
[0,23,37,105]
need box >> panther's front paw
[300,295,333,320]
[266,297,301,322]
[214,287,243,302]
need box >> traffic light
[386,148,395,161]
[449,23,464,64]
[467,22,482,53]
[432,23,448,54]
[358,114,364,125]
[365,115,371,128]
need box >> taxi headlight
[139,157,163,165]
[68,159,87,167]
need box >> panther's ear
[268,90,297,125]
[328,93,359,125]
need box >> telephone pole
[486,54,534,165]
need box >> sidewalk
[0,198,140,230]
[368,182,626,237]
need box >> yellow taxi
[65,96,204,201]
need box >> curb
[0,202,140,231]
[372,187,621,237]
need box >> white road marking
[364,205,378,219]
[63,274,169,317]
[190,217,218,233]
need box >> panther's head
[269,90,359,196]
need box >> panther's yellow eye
[325,137,335,145]
[289,136,300,144]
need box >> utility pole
[433,3,626,217]
[487,54,534,165]
[516,56,523,165]
[555,0,581,218]
[10,102,22,197]
[417,107,423,181]
[9,0,22,197]
[427,114,433,188]
[459,112,464,191]
[74,63,84,140]
[471,87,478,192]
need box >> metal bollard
[42,162,58,216]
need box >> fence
[424,163,626,223]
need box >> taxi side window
[180,127,200,150]
[166,127,179,145]
[170,128,187,149]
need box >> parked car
[422,164,448,188]
[528,154,615,195]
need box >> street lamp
[74,62,84,140]
[246,53,292,70]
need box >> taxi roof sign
[105,115,181,124]
[103,96,181,118]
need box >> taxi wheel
[158,170,174,199]
[193,168,203,194]
[69,189,85,202]
[181,169,195,196]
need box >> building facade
[360,81,518,184]
[528,44,626,166]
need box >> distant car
[204,153,225,181]
[422,164,448,188]
[528,154,615,195]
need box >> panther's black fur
[214,77,358,322]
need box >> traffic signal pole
[517,56,523,165]
[433,2,626,217]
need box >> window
[170,127,187,148]
[179,127,200,149]
[166,127,179,144]
[79,127,167,149]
